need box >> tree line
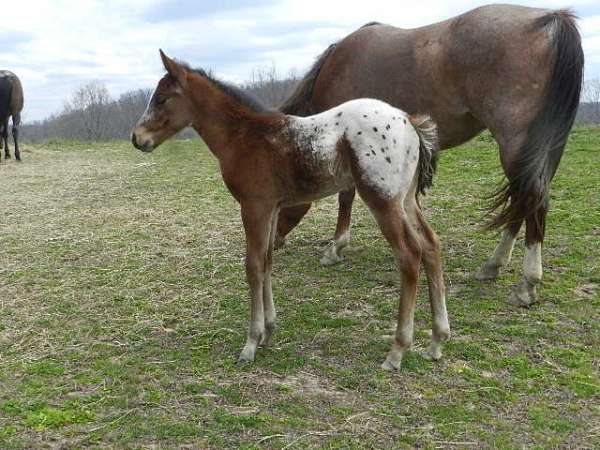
[21,74,600,142]
[22,66,301,142]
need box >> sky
[2,0,600,122]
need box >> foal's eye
[156,97,167,105]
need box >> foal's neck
[187,74,281,160]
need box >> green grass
[0,129,598,449]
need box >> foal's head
[131,50,194,152]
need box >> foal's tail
[409,114,440,197]
[487,10,584,242]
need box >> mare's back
[308,4,554,147]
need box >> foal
[132,51,450,369]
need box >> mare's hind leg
[361,195,421,370]
[12,112,21,161]
[485,129,546,307]
[475,221,521,281]
[274,203,311,249]
[407,200,450,360]
[1,119,8,159]
[509,217,544,307]
[321,188,356,265]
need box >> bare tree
[242,64,300,108]
[580,78,600,124]
[22,68,302,142]
[65,81,112,140]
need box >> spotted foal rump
[131,51,449,370]
[283,100,434,202]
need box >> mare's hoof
[507,280,538,308]
[274,235,286,250]
[474,262,500,281]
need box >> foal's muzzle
[131,132,154,153]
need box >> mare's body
[275,4,584,307]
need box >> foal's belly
[280,163,354,207]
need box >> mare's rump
[0,77,12,119]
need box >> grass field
[0,129,598,449]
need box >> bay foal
[132,51,449,369]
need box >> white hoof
[424,342,443,361]
[320,249,343,266]
[381,349,404,371]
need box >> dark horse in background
[275,4,584,307]
[0,71,24,161]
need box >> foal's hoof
[237,346,256,366]
[474,262,500,281]
[424,345,443,361]
[320,246,343,266]
[259,326,276,347]
[507,280,538,308]
[4,154,11,160]
[381,357,402,371]
[236,354,254,366]
[381,351,404,371]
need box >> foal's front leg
[238,202,276,364]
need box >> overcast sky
[3,0,600,122]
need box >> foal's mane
[183,64,271,114]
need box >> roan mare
[0,71,24,161]
[132,51,449,370]
[275,4,584,307]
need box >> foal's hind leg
[407,201,450,360]
[321,188,356,265]
[362,197,421,370]
[475,221,521,281]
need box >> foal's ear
[159,49,187,88]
